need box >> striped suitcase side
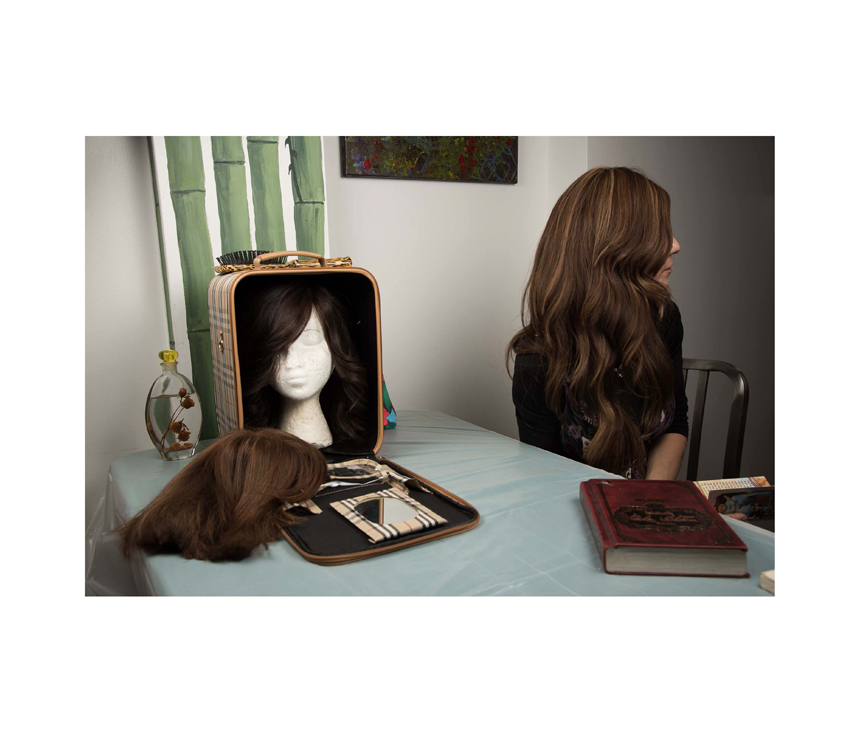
[208,273,240,435]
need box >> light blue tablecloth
[86,410,775,596]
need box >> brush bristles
[216,250,290,266]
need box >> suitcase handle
[252,251,327,268]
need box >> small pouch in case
[330,486,447,544]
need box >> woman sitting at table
[507,166,688,480]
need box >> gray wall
[86,137,170,528]
[588,137,774,482]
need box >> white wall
[546,136,588,212]
[86,137,169,527]
[323,136,588,440]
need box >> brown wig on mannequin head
[237,281,367,446]
[507,166,675,474]
[118,429,327,561]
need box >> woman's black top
[512,301,689,477]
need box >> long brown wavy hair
[237,281,367,446]
[117,429,327,561]
[507,166,675,474]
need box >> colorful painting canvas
[341,136,518,184]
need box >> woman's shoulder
[659,299,683,336]
[661,299,682,324]
[514,351,548,367]
[512,352,549,392]
[513,351,548,378]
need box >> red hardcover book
[580,479,749,578]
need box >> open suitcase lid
[214,251,385,455]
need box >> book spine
[580,483,609,571]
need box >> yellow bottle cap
[158,350,178,363]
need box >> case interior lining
[233,272,380,454]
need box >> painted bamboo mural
[147,137,175,350]
[151,136,331,440]
[163,136,218,440]
[246,136,286,251]
[286,136,325,256]
[211,136,252,255]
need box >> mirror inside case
[354,497,419,525]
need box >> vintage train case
[207,251,479,564]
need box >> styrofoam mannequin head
[237,281,367,448]
[271,308,333,403]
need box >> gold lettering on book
[614,505,714,533]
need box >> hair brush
[216,250,289,266]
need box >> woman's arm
[645,432,687,480]
[512,354,566,457]
[646,301,689,480]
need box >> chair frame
[682,359,749,480]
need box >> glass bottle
[145,350,202,461]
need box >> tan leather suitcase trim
[280,459,480,566]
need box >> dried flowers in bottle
[145,350,203,461]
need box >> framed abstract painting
[341,136,518,184]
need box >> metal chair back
[682,359,749,480]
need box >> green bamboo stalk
[164,136,218,440]
[211,136,252,254]
[147,137,175,350]
[246,136,286,251]
[286,136,325,256]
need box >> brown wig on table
[236,281,367,446]
[117,429,327,561]
[507,166,675,475]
